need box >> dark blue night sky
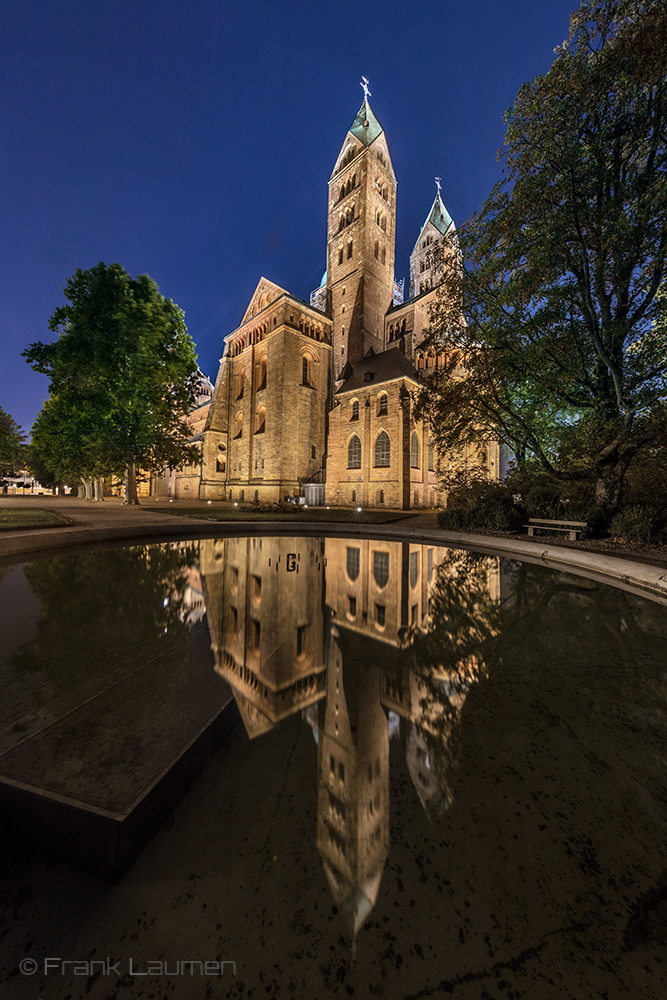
[1,0,576,435]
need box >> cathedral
[198,89,498,508]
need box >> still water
[1,535,666,999]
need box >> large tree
[0,407,27,480]
[24,262,200,503]
[419,0,667,513]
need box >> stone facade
[200,279,332,502]
[199,95,498,508]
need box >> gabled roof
[349,99,383,146]
[239,277,288,326]
[335,348,421,394]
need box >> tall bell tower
[326,85,397,378]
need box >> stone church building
[199,94,497,508]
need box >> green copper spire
[425,192,453,236]
[349,99,383,146]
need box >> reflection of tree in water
[12,543,199,714]
[405,548,667,816]
[401,549,500,819]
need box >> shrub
[609,506,667,545]
[437,483,526,532]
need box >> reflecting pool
[1,536,666,999]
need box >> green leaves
[0,407,27,477]
[421,0,667,513]
[24,262,199,488]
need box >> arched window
[428,437,434,471]
[346,547,360,581]
[235,371,244,400]
[351,400,359,421]
[347,240,353,259]
[375,431,390,467]
[348,434,361,469]
[378,393,387,415]
[381,247,386,265]
[302,355,311,386]
[235,412,243,439]
[255,404,265,434]
[410,431,419,468]
[373,551,389,588]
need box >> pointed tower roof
[349,99,383,146]
[423,192,453,236]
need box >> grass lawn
[144,505,415,525]
[0,508,71,531]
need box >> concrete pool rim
[2,518,667,607]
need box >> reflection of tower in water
[316,623,390,937]
[199,536,499,934]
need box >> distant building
[150,369,214,499]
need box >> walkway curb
[2,516,667,606]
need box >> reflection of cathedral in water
[199,536,499,934]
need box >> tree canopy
[419,0,667,513]
[24,262,200,502]
[0,407,27,480]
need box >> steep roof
[413,192,454,253]
[349,99,383,146]
[335,348,421,394]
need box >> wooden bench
[525,517,588,541]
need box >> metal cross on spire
[435,176,442,195]
[360,76,371,101]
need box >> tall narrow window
[374,240,379,259]
[373,551,389,588]
[351,400,359,421]
[255,404,266,434]
[410,551,419,589]
[235,412,243,439]
[375,431,390,467]
[347,240,353,259]
[302,355,310,386]
[410,431,419,468]
[338,248,343,265]
[379,393,388,415]
[381,247,386,265]
[348,434,361,469]
[346,546,360,581]
[428,437,434,471]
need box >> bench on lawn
[525,517,588,541]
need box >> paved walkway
[2,495,667,605]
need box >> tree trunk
[81,478,93,500]
[123,462,140,505]
[594,450,633,516]
[93,478,105,501]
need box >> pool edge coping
[2,518,667,605]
